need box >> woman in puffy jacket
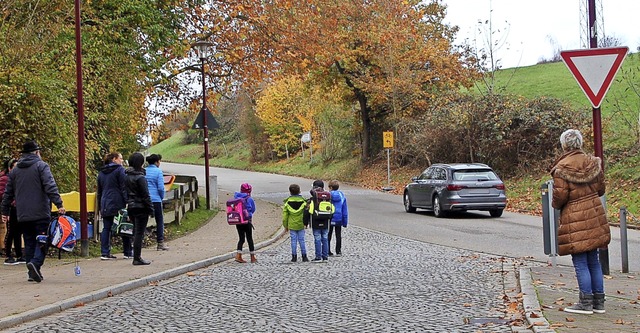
[125,153,154,266]
[550,129,610,315]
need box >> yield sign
[560,47,628,108]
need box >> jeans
[152,202,164,243]
[571,249,605,294]
[328,224,342,254]
[100,215,132,256]
[236,223,254,252]
[22,219,49,270]
[289,229,307,256]
[312,227,329,259]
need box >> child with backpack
[328,180,348,256]
[305,180,334,263]
[233,183,257,263]
[282,184,308,262]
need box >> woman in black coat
[125,153,154,265]
[97,152,131,260]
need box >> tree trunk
[357,91,370,162]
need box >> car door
[413,167,433,207]
[427,167,447,208]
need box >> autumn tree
[239,0,478,161]
[0,0,190,190]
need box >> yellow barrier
[51,191,96,212]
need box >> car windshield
[452,169,498,181]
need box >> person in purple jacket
[328,180,348,256]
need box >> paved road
[5,227,521,332]
[163,163,640,272]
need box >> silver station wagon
[403,163,507,218]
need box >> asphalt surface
[0,189,638,332]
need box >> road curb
[0,226,287,331]
[519,266,555,333]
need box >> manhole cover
[465,317,509,325]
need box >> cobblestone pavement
[4,227,523,333]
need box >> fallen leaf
[615,318,626,325]
[74,302,85,308]
[463,303,472,307]
[530,313,540,318]
[542,304,554,309]
[617,290,626,295]
[565,317,575,322]
[506,302,518,313]
[186,271,196,276]
[630,300,638,304]
[604,275,613,279]
[550,323,566,328]
[533,322,545,326]
[107,291,113,297]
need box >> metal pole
[620,207,629,273]
[387,148,391,187]
[587,0,609,275]
[200,58,211,210]
[547,180,557,267]
[201,58,211,210]
[74,0,89,257]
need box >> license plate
[468,188,490,194]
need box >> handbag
[112,209,134,237]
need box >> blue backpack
[48,215,77,252]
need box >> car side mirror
[411,176,418,182]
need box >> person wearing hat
[1,140,65,283]
[232,183,257,263]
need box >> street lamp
[194,41,214,210]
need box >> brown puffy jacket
[550,150,610,255]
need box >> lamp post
[194,41,214,210]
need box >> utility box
[541,180,559,257]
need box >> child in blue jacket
[328,180,348,256]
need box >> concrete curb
[0,227,288,331]
[519,266,555,333]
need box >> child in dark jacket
[283,184,308,262]
[234,183,257,263]
[328,180,348,256]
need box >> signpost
[382,131,394,191]
[300,132,312,162]
[560,46,628,275]
[560,47,628,109]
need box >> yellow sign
[383,131,394,148]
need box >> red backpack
[226,197,250,225]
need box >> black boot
[302,254,309,262]
[133,258,151,265]
[291,255,297,262]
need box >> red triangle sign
[560,47,628,108]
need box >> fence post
[541,180,558,266]
[620,207,629,273]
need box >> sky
[442,0,640,69]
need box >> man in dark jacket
[1,140,65,283]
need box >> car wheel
[433,196,445,218]
[404,192,416,213]
[489,209,503,217]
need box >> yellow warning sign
[383,131,394,148]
